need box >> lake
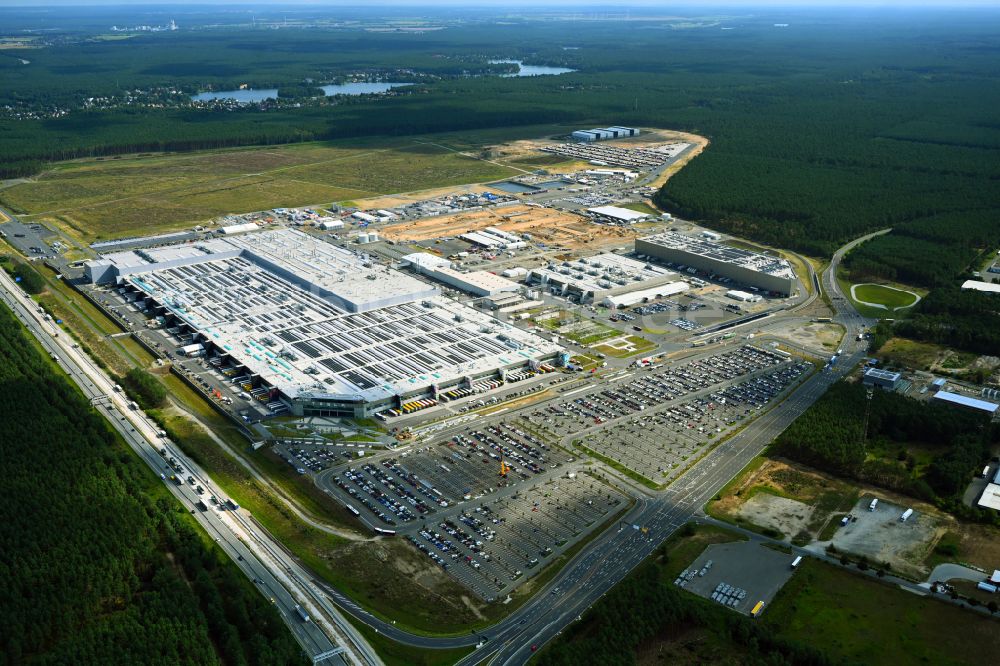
[320,82,412,95]
[191,88,277,102]
[488,59,576,77]
[191,82,413,102]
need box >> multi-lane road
[0,268,378,666]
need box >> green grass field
[0,138,521,242]
[852,283,920,310]
[766,560,1000,665]
[620,201,660,215]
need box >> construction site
[381,204,640,253]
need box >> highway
[0,268,380,666]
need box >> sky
[1,0,999,6]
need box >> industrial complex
[85,229,560,417]
[571,126,640,142]
[14,119,1000,666]
[635,232,796,296]
[525,252,688,306]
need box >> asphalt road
[284,232,878,665]
[0,269,375,666]
[1,199,889,664]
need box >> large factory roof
[603,281,689,308]
[528,252,677,294]
[106,229,560,404]
[639,232,795,280]
[89,229,437,313]
[588,205,648,222]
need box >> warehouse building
[635,232,796,296]
[526,252,682,304]
[220,222,259,235]
[602,282,688,309]
[401,253,520,297]
[85,229,560,417]
[588,205,649,224]
[961,279,1000,294]
[931,390,999,416]
[725,290,762,303]
[571,126,640,142]
[862,367,902,391]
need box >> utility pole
[861,386,874,451]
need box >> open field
[709,458,858,545]
[619,201,660,215]
[877,336,997,378]
[766,559,1000,666]
[852,283,920,310]
[0,139,521,242]
[382,203,638,252]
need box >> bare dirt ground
[736,494,815,537]
[323,540,489,627]
[349,183,508,210]
[773,321,845,354]
[712,459,856,542]
[381,204,640,253]
[823,498,947,578]
[482,127,709,188]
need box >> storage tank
[368,232,379,242]
[357,233,370,244]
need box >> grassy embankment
[766,558,1000,666]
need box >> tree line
[538,536,832,666]
[770,382,998,520]
[0,303,307,665]
[892,288,1000,357]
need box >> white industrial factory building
[85,229,560,417]
[526,252,687,305]
[636,232,796,296]
[401,252,521,297]
[572,126,640,142]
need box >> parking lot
[273,440,376,474]
[327,421,577,529]
[678,540,797,616]
[0,220,57,258]
[523,346,798,437]
[405,473,627,600]
[318,417,630,599]
[578,363,810,483]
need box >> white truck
[869,498,879,511]
[900,508,914,522]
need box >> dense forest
[892,288,1000,357]
[0,303,307,665]
[0,256,45,295]
[770,382,998,517]
[538,533,831,666]
[843,211,1000,288]
[1,9,998,294]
